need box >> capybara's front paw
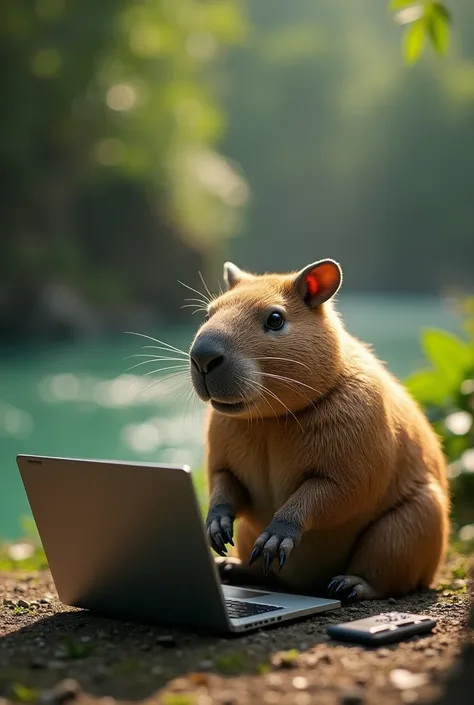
[249,518,301,574]
[205,503,235,556]
[327,575,379,601]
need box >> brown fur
[192,262,450,599]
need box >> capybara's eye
[265,310,285,331]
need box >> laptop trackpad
[222,585,269,600]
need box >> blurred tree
[222,0,474,292]
[0,0,248,338]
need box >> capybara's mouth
[210,399,249,414]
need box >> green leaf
[403,19,427,64]
[405,369,453,406]
[431,2,451,22]
[427,3,451,54]
[11,684,39,703]
[421,329,473,384]
[390,0,419,9]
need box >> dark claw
[335,581,347,594]
[327,578,338,596]
[213,542,227,557]
[278,548,286,570]
[209,532,227,556]
[347,589,357,602]
[214,533,227,552]
[249,547,261,566]
[263,552,272,575]
[225,528,234,546]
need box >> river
[0,294,461,539]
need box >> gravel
[0,555,472,705]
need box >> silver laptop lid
[17,455,230,631]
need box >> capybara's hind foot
[327,574,380,602]
[214,556,281,590]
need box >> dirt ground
[0,557,472,705]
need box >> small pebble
[388,597,397,604]
[3,599,16,607]
[198,659,213,671]
[14,584,27,593]
[41,679,82,704]
[292,676,308,690]
[17,599,30,609]
[340,689,365,705]
[390,669,428,690]
[453,579,466,589]
[156,634,176,647]
[40,597,52,605]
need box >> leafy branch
[390,1,451,64]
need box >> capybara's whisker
[125,331,188,356]
[141,344,188,357]
[198,271,214,302]
[259,372,321,397]
[177,280,211,305]
[250,356,312,373]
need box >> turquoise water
[0,295,461,539]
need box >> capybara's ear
[293,259,342,308]
[223,262,254,290]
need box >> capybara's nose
[190,337,225,375]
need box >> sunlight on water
[0,401,34,440]
[34,369,206,461]
[0,295,462,538]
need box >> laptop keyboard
[225,598,282,619]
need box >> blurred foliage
[406,298,474,529]
[0,516,47,571]
[223,0,474,292]
[390,1,451,64]
[0,0,248,337]
[1,1,473,340]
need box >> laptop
[16,455,340,633]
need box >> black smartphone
[327,611,437,646]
